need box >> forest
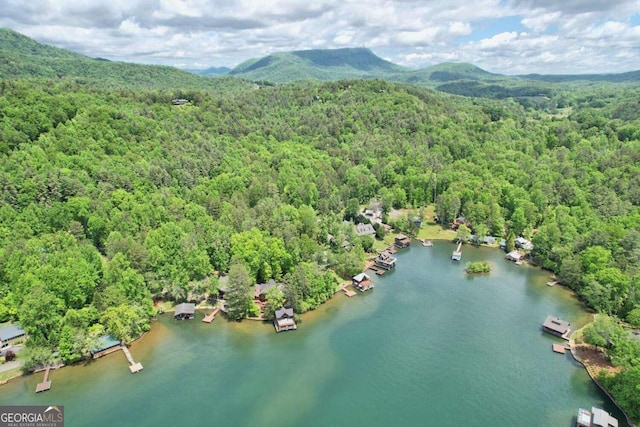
[0,71,639,418]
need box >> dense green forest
[1,29,639,420]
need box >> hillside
[0,28,253,94]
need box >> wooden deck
[342,285,357,297]
[202,307,220,323]
[122,345,143,373]
[35,366,51,393]
[552,344,567,354]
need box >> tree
[224,263,254,321]
[456,224,471,243]
[263,286,285,320]
[627,308,640,328]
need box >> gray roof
[91,334,121,353]
[543,316,570,334]
[175,303,196,316]
[355,223,376,236]
[255,279,277,297]
[353,272,370,282]
[0,324,25,342]
[591,407,618,427]
[275,307,294,319]
[483,236,496,244]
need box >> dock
[546,281,558,287]
[342,285,357,297]
[451,241,462,261]
[552,344,567,354]
[121,345,143,373]
[35,366,52,393]
[368,265,385,275]
[202,307,220,323]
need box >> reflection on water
[0,242,628,427]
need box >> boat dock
[451,241,462,261]
[121,345,143,373]
[202,307,220,323]
[546,281,558,287]
[341,283,357,297]
[368,265,386,275]
[552,344,568,354]
[35,366,52,393]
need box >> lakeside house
[0,324,26,348]
[254,279,278,302]
[515,236,534,251]
[174,303,196,320]
[352,272,374,291]
[482,236,496,245]
[375,250,397,270]
[394,234,411,248]
[499,239,506,249]
[506,250,525,262]
[577,407,618,427]
[542,316,571,339]
[90,335,121,359]
[274,307,297,332]
[355,222,376,237]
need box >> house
[171,98,189,105]
[506,250,525,262]
[482,236,496,245]
[542,316,571,338]
[394,234,411,248]
[375,250,397,270]
[274,307,297,332]
[355,223,376,237]
[499,239,507,249]
[353,273,374,291]
[0,324,26,348]
[577,407,618,427]
[174,303,196,320]
[90,334,121,359]
[515,236,534,251]
[254,279,278,302]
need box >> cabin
[482,236,496,245]
[0,324,26,348]
[375,250,397,270]
[506,250,525,262]
[274,307,297,332]
[577,407,618,427]
[355,223,376,237]
[91,335,121,359]
[171,98,189,105]
[174,303,196,320]
[394,234,411,248]
[254,279,278,302]
[352,273,374,292]
[515,236,534,251]
[542,316,571,338]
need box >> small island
[465,261,491,274]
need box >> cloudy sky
[1,0,639,74]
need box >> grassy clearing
[0,366,22,382]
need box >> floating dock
[121,345,143,373]
[202,307,220,323]
[552,344,567,354]
[35,366,51,393]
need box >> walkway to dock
[202,307,220,323]
[121,345,143,373]
[35,366,51,393]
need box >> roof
[395,234,409,240]
[543,316,570,333]
[591,407,618,427]
[0,324,25,342]
[577,408,592,427]
[91,334,120,354]
[218,276,230,292]
[355,223,376,236]
[483,236,496,244]
[175,303,196,316]
[254,279,277,297]
[275,307,294,319]
[353,272,370,282]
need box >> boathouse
[394,234,411,248]
[375,250,397,270]
[506,250,525,262]
[174,303,196,320]
[542,316,571,338]
[0,324,26,348]
[577,407,618,427]
[352,273,374,291]
[91,335,121,359]
[274,307,297,332]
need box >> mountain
[0,28,253,93]
[186,66,231,76]
[393,62,503,84]
[229,47,408,83]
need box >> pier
[202,307,220,323]
[121,345,143,373]
[341,284,357,297]
[451,241,462,261]
[35,366,52,393]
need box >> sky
[1,0,639,75]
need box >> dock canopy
[91,334,121,356]
[591,407,618,427]
[0,324,25,347]
[542,316,570,337]
[353,273,370,283]
[174,303,196,320]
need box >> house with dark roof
[355,223,376,237]
[542,316,571,339]
[91,334,121,359]
[0,324,26,348]
[274,307,297,332]
[174,303,196,320]
[352,272,374,291]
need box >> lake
[0,242,629,426]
